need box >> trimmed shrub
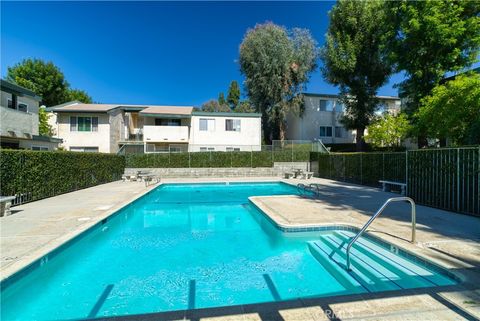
[0,150,125,204]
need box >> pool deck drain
[1,177,479,320]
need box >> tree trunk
[418,135,428,149]
[356,127,366,152]
[279,121,286,142]
[439,138,447,147]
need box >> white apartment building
[0,80,61,150]
[286,93,401,145]
[47,102,262,153]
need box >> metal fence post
[457,148,460,213]
[405,151,408,195]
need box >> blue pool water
[0,182,456,320]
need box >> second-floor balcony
[143,125,189,143]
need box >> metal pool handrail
[346,197,416,271]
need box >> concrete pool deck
[1,177,479,320]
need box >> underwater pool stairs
[309,230,453,294]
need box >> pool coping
[0,182,161,283]
[248,195,468,285]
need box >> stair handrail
[346,197,416,271]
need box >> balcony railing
[143,125,189,143]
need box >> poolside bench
[0,196,16,217]
[379,180,406,195]
[284,172,294,179]
[300,171,314,179]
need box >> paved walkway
[1,177,479,321]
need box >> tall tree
[67,89,93,103]
[386,0,480,147]
[321,0,393,151]
[218,92,226,105]
[227,80,241,109]
[415,73,480,146]
[6,58,69,107]
[239,22,318,143]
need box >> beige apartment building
[286,93,401,145]
[0,80,61,150]
[47,102,262,153]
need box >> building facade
[0,80,61,150]
[47,102,262,153]
[286,93,401,144]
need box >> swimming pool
[0,182,457,320]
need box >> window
[335,102,344,113]
[199,118,215,131]
[18,103,28,112]
[31,146,48,151]
[200,147,207,151]
[155,119,181,126]
[199,147,215,151]
[225,119,241,132]
[226,147,241,152]
[70,117,98,132]
[208,147,215,151]
[320,126,333,137]
[335,126,343,138]
[319,100,334,111]
[70,147,99,152]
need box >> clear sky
[2,1,406,106]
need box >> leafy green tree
[239,22,318,142]
[415,73,480,146]
[6,58,69,107]
[38,106,54,136]
[321,0,393,151]
[385,0,480,146]
[366,113,412,148]
[234,100,256,113]
[227,80,241,109]
[218,92,226,105]
[66,89,93,103]
[201,100,231,112]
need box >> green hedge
[125,150,311,168]
[311,152,406,187]
[0,150,125,204]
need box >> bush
[0,150,125,204]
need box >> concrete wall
[54,113,111,152]
[0,91,39,137]
[109,109,125,153]
[125,162,309,178]
[189,115,261,151]
[19,139,59,151]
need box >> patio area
[1,177,479,320]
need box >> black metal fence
[312,146,480,216]
[407,147,479,215]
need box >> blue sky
[1,1,411,106]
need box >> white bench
[0,196,16,217]
[300,171,314,179]
[284,172,294,179]
[379,180,406,195]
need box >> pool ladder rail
[345,197,416,271]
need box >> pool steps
[308,231,455,293]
